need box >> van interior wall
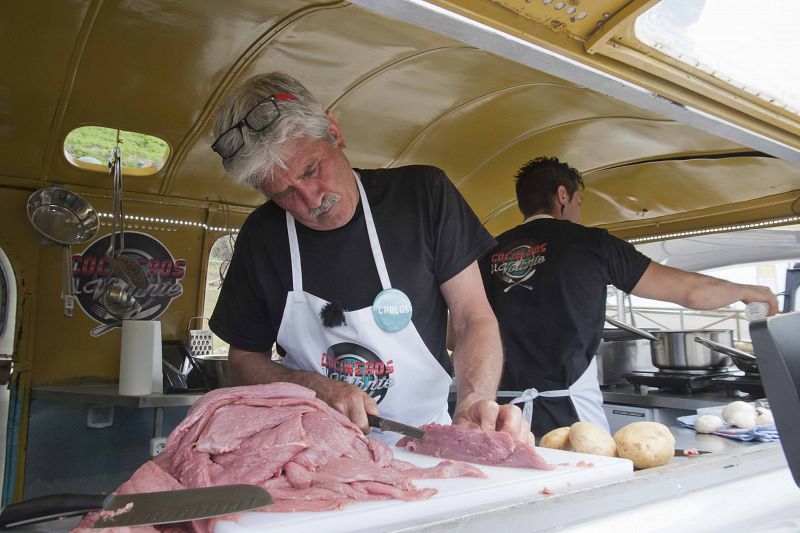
[1,182,249,498]
[0,184,234,385]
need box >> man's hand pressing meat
[445,265,536,447]
[227,347,379,435]
[453,397,535,447]
[309,374,380,435]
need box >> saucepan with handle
[27,188,100,317]
[693,336,759,375]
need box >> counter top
[31,384,204,408]
[387,438,791,532]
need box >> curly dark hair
[514,156,584,218]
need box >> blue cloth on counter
[677,414,780,442]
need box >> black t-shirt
[210,165,495,375]
[480,218,651,392]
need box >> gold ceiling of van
[1,0,798,239]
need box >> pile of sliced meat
[397,423,554,470]
[73,383,485,532]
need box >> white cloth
[677,414,779,442]
[276,173,452,444]
[508,357,609,432]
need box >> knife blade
[675,448,712,457]
[367,414,425,440]
[0,484,272,529]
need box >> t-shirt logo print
[489,243,547,292]
[320,342,394,403]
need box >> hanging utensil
[26,188,99,317]
[105,141,149,290]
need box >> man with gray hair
[209,72,532,445]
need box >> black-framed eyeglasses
[211,92,298,159]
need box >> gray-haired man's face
[261,115,358,231]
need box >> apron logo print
[489,243,547,290]
[321,342,394,403]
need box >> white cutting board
[215,447,633,533]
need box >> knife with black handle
[0,484,272,529]
[367,414,425,440]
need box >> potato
[614,422,675,469]
[539,427,571,450]
[568,422,617,457]
[694,414,725,434]
[722,401,755,423]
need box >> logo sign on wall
[73,231,186,336]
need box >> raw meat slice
[396,423,554,470]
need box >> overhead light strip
[97,212,239,234]
[627,215,800,244]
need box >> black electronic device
[161,340,209,393]
[750,311,800,488]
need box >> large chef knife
[367,414,425,440]
[0,484,272,529]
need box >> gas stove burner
[623,370,731,393]
[710,374,764,396]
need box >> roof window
[64,126,170,175]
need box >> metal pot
[597,336,655,385]
[694,336,759,375]
[650,329,734,370]
[598,318,660,385]
[191,355,229,388]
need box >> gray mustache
[309,193,341,217]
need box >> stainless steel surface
[695,336,760,374]
[31,385,202,408]
[367,414,425,440]
[94,484,272,528]
[651,329,734,370]
[604,316,660,341]
[597,338,654,386]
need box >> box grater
[186,317,214,357]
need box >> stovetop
[623,370,764,396]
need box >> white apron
[276,173,452,444]
[502,356,609,432]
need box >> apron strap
[354,172,392,290]
[500,388,570,426]
[285,171,393,293]
[500,358,608,431]
[286,211,303,292]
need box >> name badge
[372,288,413,332]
